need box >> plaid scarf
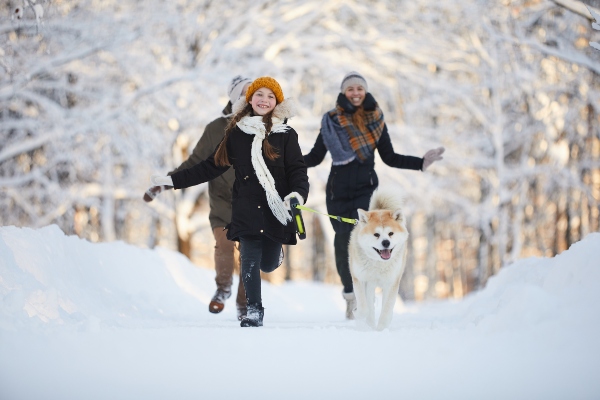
[322,103,385,164]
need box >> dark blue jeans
[239,235,282,305]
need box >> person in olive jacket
[303,71,445,320]
[151,77,309,327]
[144,76,252,321]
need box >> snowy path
[1,226,599,399]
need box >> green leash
[293,204,358,226]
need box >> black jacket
[171,125,309,245]
[304,124,422,233]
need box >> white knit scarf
[237,115,291,225]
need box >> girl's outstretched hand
[144,175,174,202]
[422,147,445,171]
[143,185,164,202]
[151,175,174,187]
[143,184,174,202]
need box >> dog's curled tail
[369,187,405,212]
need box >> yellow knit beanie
[245,76,284,104]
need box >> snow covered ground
[1,225,599,400]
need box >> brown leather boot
[209,287,231,314]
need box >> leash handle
[289,197,306,240]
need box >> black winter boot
[240,303,264,327]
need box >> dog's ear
[357,209,369,224]
[393,209,403,222]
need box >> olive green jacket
[169,103,235,229]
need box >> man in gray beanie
[144,75,252,320]
[227,75,252,110]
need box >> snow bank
[0,225,343,331]
[398,232,600,333]
[0,225,209,330]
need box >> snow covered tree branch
[1,0,599,298]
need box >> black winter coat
[171,125,309,245]
[304,125,422,234]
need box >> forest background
[2,0,599,301]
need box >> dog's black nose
[382,240,390,248]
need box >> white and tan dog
[349,188,409,330]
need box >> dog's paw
[353,308,366,320]
[377,313,392,331]
[376,322,391,331]
[376,315,393,331]
[367,317,377,330]
[354,319,371,331]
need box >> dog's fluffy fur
[349,188,408,330]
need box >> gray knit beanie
[227,75,252,104]
[340,71,368,93]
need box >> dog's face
[355,209,408,261]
